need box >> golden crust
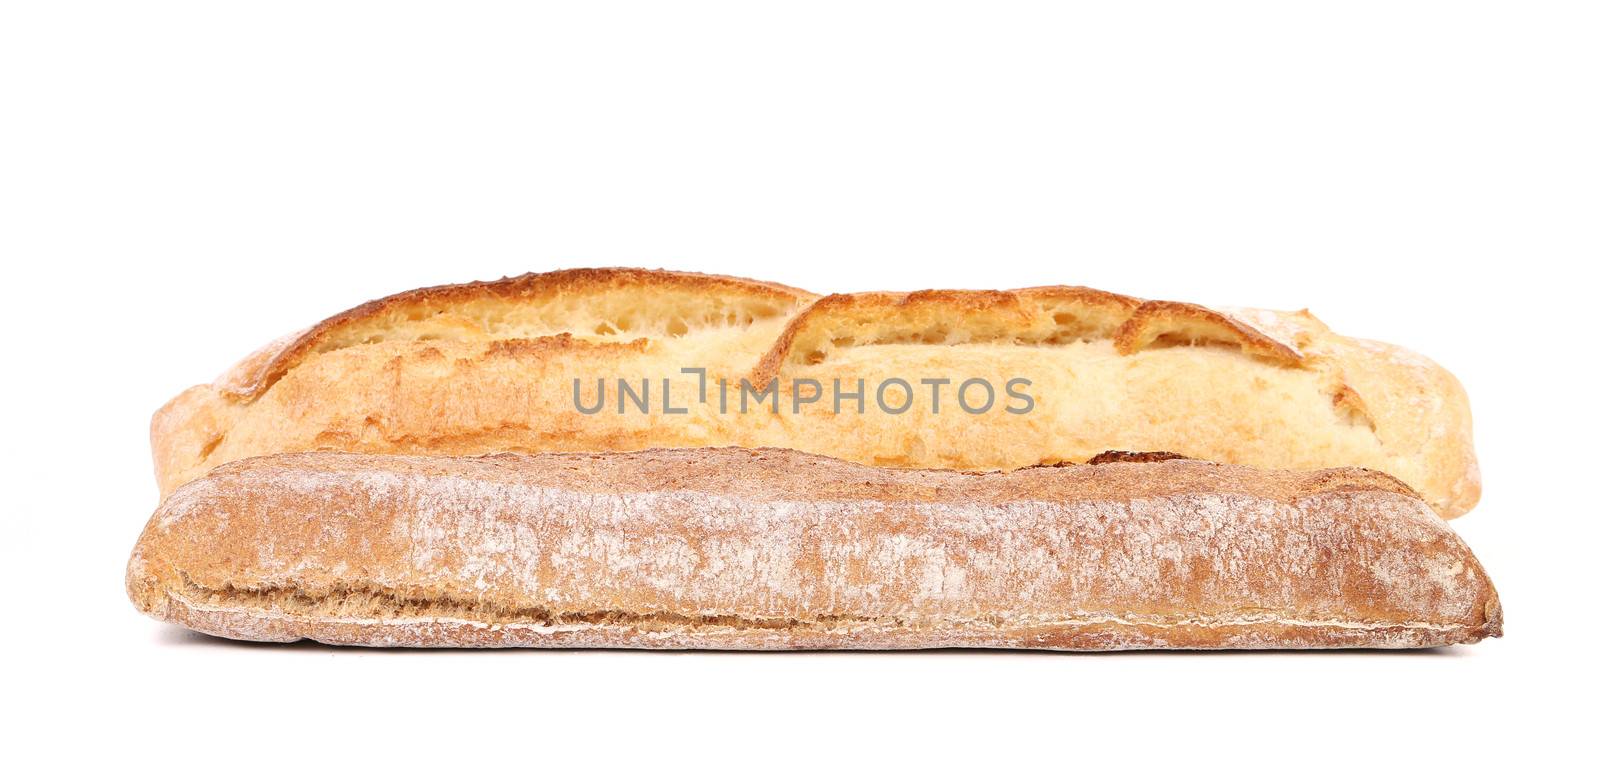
[1113,300,1305,365]
[151,268,1480,518]
[751,286,1147,385]
[127,449,1502,650]
[216,267,817,399]
[753,287,1305,386]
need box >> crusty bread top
[216,268,1324,399]
[750,287,1307,385]
[216,268,818,400]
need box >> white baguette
[151,268,1481,518]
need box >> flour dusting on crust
[128,449,1501,650]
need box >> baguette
[151,268,1479,518]
[126,448,1501,650]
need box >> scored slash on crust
[213,268,1319,400]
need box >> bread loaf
[151,268,1479,517]
[126,448,1501,650]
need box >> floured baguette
[127,448,1501,650]
[151,268,1479,517]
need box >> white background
[3,2,1596,778]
